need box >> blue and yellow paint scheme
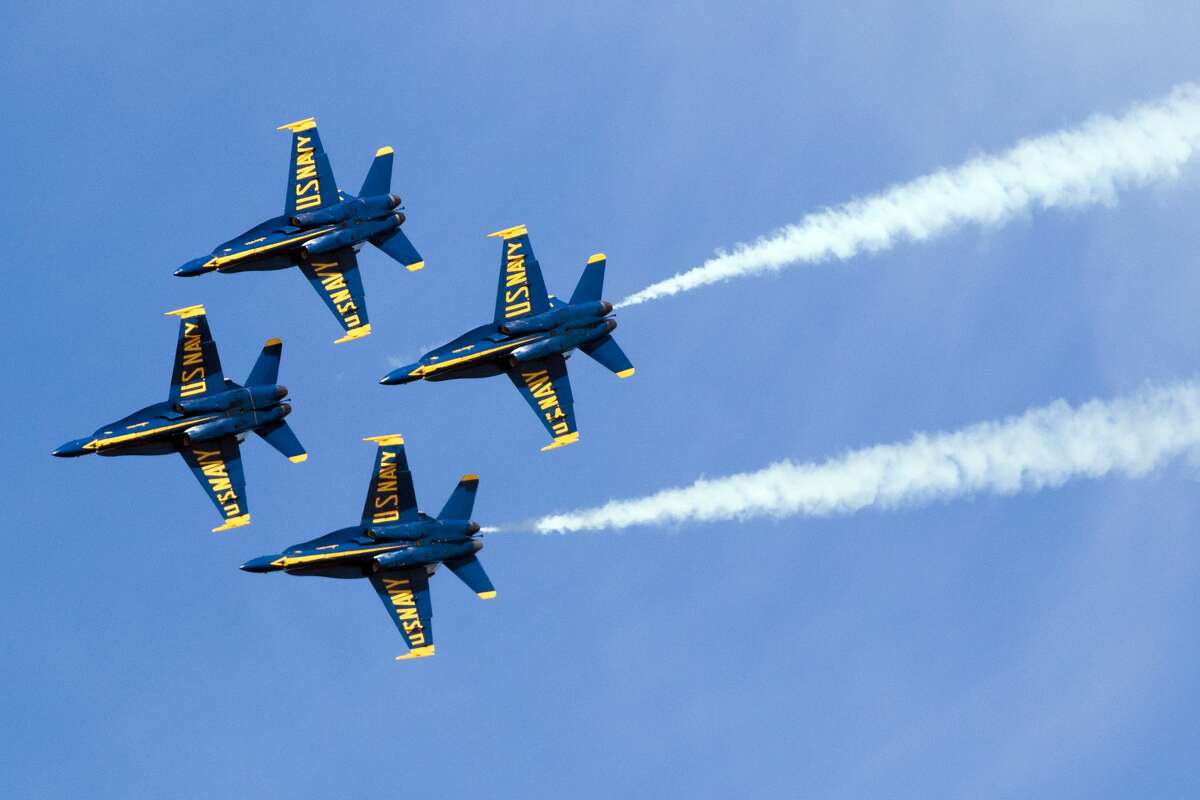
[174,117,424,344]
[241,435,494,661]
[380,225,634,451]
[52,305,307,532]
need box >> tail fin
[438,474,479,521]
[246,338,282,386]
[255,420,307,463]
[359,146,393,197]
[581,334,634,378]
[445,555,496,599]
[569,253,606,305]
[371,228,424,271]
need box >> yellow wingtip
[406,260,425,272]
[363,434,405,446]
[487,224,528,239]
[375,145,394,157]
[264,337,282,347]
[478,591,497,600]
[277,116,317,132]
[541,432,580,452]
[165,304,205,319]
[212,513,251,533]
[461,473,479,482]
[396,645,436,661]
[334,324,372,344]
[588,252,607,264]
[288,453,308,463]
[616,368,636,378]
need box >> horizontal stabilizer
[360,146,393,197]
[569,252,606,305]
[438,474,479,521]
[580,334,634,378]
[371,228,424,271]
[246,338,282,386]
[255,420,306,463]
[445,554,496,599]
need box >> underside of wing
[298,248,371,343]
[279,117,339,218]
[361,435,418,525]
[490,225,550,324]
[506,353,579,451]
[180,435,248,532]
[369,566,435,660]
[166,305,225,403]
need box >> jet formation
[175,118,423,343]
[53,305,305,531]
[55,118,636,659]
[241,435,493,661]
[381,224,634,451]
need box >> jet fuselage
[381,303,617,385]
[53,383,290,458]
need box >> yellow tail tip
[588,252,607,264]
[541,432,580,452]
[363,434,405,446]
[396,645,436,661]
[165,304,205,319]
[406,260,425,272]
[487,224,528,239]
[334,323,372,344]
[212,513,251,533]
[616,368,636,378]
[264,337,282,347]
[277,117,317,132]
[288,453,308,464]
[460,473,479,482]
[375,145,394,157]
[478,591,497,600]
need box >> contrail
[534,380,1200,533]
[619,82,1200,307]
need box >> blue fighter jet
[52,305,305,532]
[241,435,493,661]
[175,117,423,344]
[380,225,634,451]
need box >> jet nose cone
[380,364,422,385]
[240,555,278,573]
[52,438,88,457]
[174,257,210,278]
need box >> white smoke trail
[620,83,1200,307]
[534,380,1200,533]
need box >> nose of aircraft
[379,363,422,385]
[51,438,89,457]
[240,555,279,573]
[174,257,210,277]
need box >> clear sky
[5,2,1200,797]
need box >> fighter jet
[380,225,634,451]
[240,434,493,661]
[52,305,305,532]
[174,117,423,344]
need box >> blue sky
[5,2,1200,797]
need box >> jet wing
[180,435,249,532]
[489,225,550,324]
[298,248,372,343]
[361,435,419,525]
[506,353,579,451]
[166,305,225,402]
[369,566,435,660]
[278,117,338,218]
